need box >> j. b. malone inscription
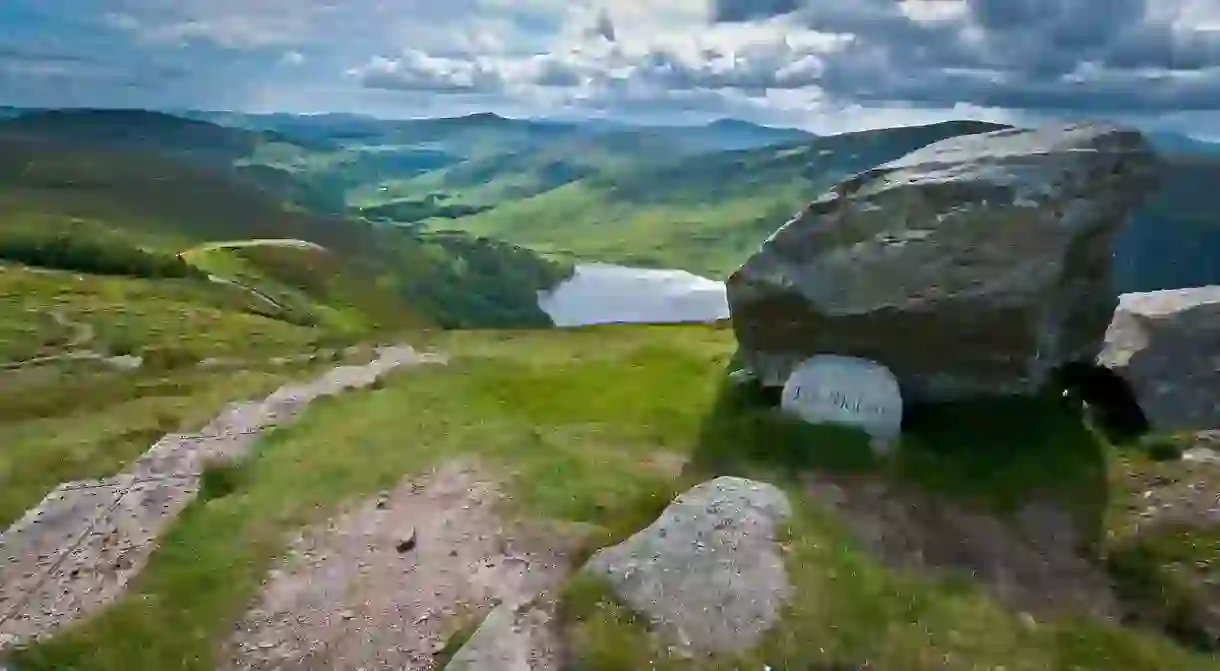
[780,355,903,440]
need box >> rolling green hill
[0,132,572,344]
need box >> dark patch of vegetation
[897,392,1110,520]
[389,230,574,328]
[357,197,490,223]
[691,378,879,477]
[199,461,247,501]
[0,232,202,279]
[140,344,205,371]
[1107,532,1219,652]
[1142,436,1186,462]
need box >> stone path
[224,461,575,671]
[0,344,445,650]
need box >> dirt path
[0,311,110,372]
[50,310,93,350]
[0,345,445,650]
[224,461,575,671]
[206,274,289,313]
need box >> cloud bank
[1,0,1218,137]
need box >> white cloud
[4,0,1219,138]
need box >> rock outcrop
[1098,286,1220,433]
[727,122,1161,402]
[582,477,791,655]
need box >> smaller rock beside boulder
[582,477,792,655]
[1098,286,1220,433]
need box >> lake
[539,263,730,327]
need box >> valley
[0,107,1218,671]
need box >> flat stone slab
[0,477,198,642]
[0,483,125,620]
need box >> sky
[1,0,1219,139]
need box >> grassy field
[12,324,1218,670]
[0,263,334,364]
[0,360,333,528]
[0,260,398,528]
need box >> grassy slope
[179,240,413,334]
[438,121,1010,278]
[0,262,355,528]
[0,358,335,529]
[0,131,571,330]
[347,130,705,211]
[14,324,1216,670]
[0,263,326,363]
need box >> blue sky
[1,0,1219,138]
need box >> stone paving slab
[0,477,198,642]
[0,483,125,621]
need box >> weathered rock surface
[1098,286,1220,432]
[780,354,903,440]
[582,477,791,654]
[728,122,1161,402]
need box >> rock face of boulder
[1098,286,1220,432]
[727,122,1161,402]
[582,477,791,654]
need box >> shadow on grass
[687,378,879,478]
[689,377,1112,545]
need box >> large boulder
[727,122,1162,402]
[1098,286,1220,433]
[582,477,791,655]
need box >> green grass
[180,240,404,333]
[0,263,331,363]
[12,324,1217,670]
[427,179,807,279]
[0,361,329,528]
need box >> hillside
[0,109,287,165]
[194,110,816,217]
[438,120,1009,276]
[9,324,1219,670]
[0,133,571,335]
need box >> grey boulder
[1098,286,1220,433]
[728,122,1161,402]
[582,477,791,655]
